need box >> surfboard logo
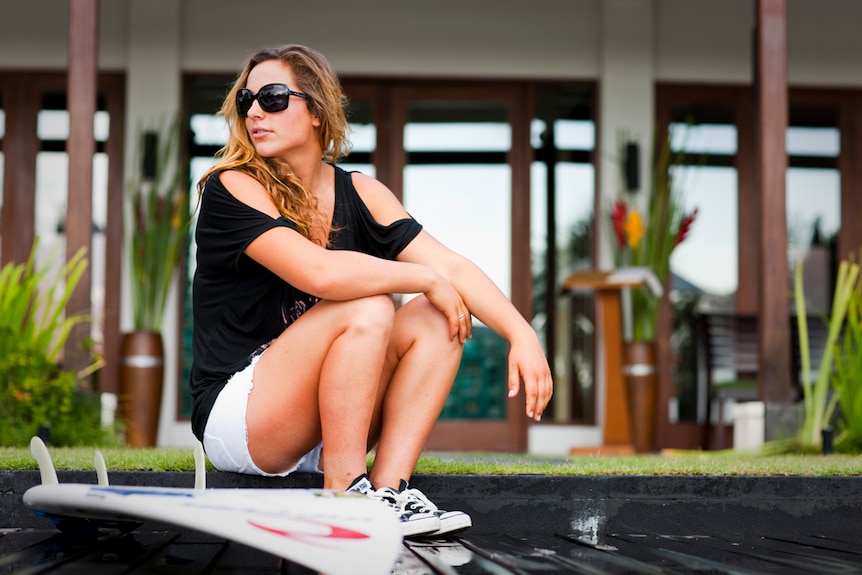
[248,518,371,546]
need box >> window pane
[786,110,841,316]
[787,167,840,315]
[190,114,229,146]
[787,126,840,157]
[670,123,737,155]
[671,165,738,297]
[402,99,511,420]
[532,84,596,425]
[342,98,376,176]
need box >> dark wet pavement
[3,471,862,574]
[3,524,862,574]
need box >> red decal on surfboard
[248,519,370,543]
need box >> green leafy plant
[832,277,862,451]
[0,241,109,446]
[794,258,860,451]
[0,242,87,363]
[128,115,191,332]
[609,129,698,341]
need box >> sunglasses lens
[236,89,254,117]
[257,86,290,113]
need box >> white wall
[179,0,601,78]
[5,0,860,86]
[786,0,862,86]
[655,0,862,86]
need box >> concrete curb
[3,470,861,543]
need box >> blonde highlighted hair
[198,44,351,243]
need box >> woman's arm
[352,172,553,420]
[221,169,471,342]
[399,232,553,421]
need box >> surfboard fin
[194,440,206,490]
[94,450,109,486]
[29,436,58,485]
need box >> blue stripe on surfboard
[90,487,195,497]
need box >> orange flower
[624,209,644,249]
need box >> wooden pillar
[65,0,99,374]
[510,83,533,451]
[755,0,793,403]
[839,94,862,261]
[0,82,38,267]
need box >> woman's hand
[506,332,553,421]
[423,273,472,344]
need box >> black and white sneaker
[346,473,375,495]
[345,474,440,538]
[397,480,472,537]
[373,485,441,538]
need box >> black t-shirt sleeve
[330,167,422,258]
[195,172,298,272]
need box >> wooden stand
[561,268,661,453]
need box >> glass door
[391,84,528,450]
[654,85,753,450]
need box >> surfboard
[23,438,401,575]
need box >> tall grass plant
[832,270,862,451]
[794,258,860,451]
[127,115,191,332]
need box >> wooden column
[65,0,99,374]
[840,94,862,261]
[0,82,38,267]
[510,83,534,451]
[755,0,793,403]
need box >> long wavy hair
[198,44,351,244]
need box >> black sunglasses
[236,83,309,117]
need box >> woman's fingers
[508,346,553,421]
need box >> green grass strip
[1,446,859,476]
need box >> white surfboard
[23,438,401,575]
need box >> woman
[189,44,553,538]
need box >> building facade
[1,0,861,452]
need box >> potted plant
[121,116,190,447]
[607,129,698,452]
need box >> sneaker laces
[399,485,440,515]
[371,486,413,514]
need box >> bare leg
[368,295,464,489]
[246,294,394,489]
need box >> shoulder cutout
[349,171,411,226]
[219,170,281,219]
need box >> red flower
[673,208,698,248]
[610,199,628,249]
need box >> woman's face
[242,59,321,159]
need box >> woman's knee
[397,296,462,351]
[340,294,396,337]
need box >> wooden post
[0,83,38,267]
[65,0,99,375]
[755,0,793,403]
[562,268,662,452]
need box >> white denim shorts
[202,353,322,476]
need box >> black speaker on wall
[625,141,639,192]
[142,131,158,181]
